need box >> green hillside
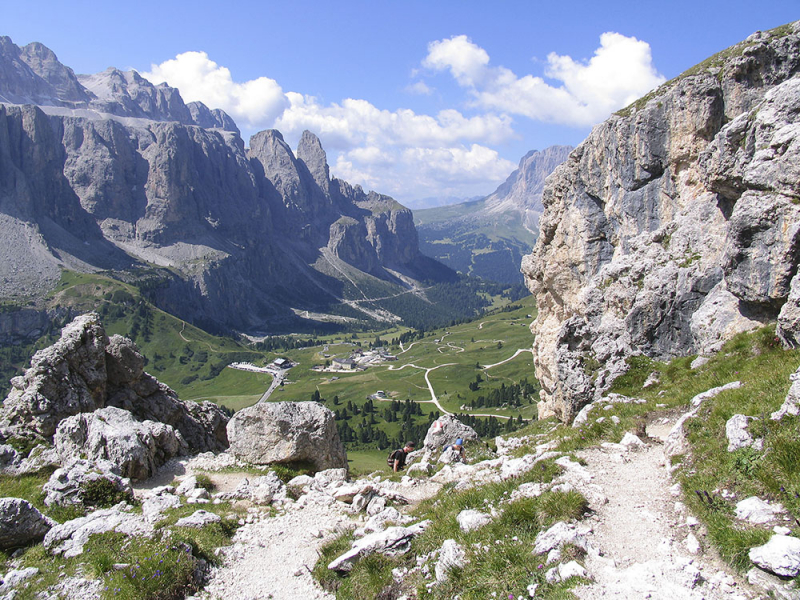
[2,271,540,459]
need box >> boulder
[772,366,800,421]
[726,414,762,451]
[1,314,108,437]
[44,503,153,558]
[456,509,491,532]
[42,459,132,507]
[435,539,467,583]
[0,498,55,549]
[328,520,430,571]
[226,402,347,471]
[749,534,800,577]
[735,497,784,524]
[423,415,478,450]
[54,407,186,481]
[175,510,222,529]
[533,521,590,555]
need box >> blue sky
[4,1,798,206]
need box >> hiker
[388,441,415,472]
[439,438,466,464]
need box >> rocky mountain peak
[483,144,573,230]
[296,130,331,195]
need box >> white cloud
[423,35,490,87]
[274,93,515,149]
[141,51,288,129]
[405,80,433,95]
[140,50,519,201]
[423,33,665,126]
[333,144,516,202]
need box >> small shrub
[194,474,215,492]
[81,478,134,508]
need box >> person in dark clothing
[388,442,415,472]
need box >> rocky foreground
[0,314,798,598]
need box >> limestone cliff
[522,21,800,422]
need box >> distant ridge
[414,145,572,284]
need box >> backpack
[387,449,403,468]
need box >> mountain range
[0,36,456,334]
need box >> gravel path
[572,428,753,600]
[190,500,352,600]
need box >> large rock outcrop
[226,401,347,472]
[0,498,55,550]
[0,313,228,455]
[522,22,800,422]
[54,407,186,480]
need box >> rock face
[227,402,347,471]
[0,313,228,466]
[423,415,479,450]
[42,459,133,507]
[54,407,186,480]
[0,36,452,331]
[522,22,800,421]
[0,498,55,550]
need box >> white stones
[685,533,701,554]
[725,414,762,452]
[176,476,199,496]
[545,560,588,583]
[735,497,784,524]
[772,366,800,421]
[142,493,182,523]
[44,503,153,558]
[434,539,467,582]
[456,509,491,532]
[691,382,742,407]
[0,567,39,594]
[690,356,711,370]
[533,521,589,555]
[749,534,800,577]
[328,520,430,572]
[643,372,661,389]
[175,510,222,529]
[619,432,646,451]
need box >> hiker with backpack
[388,441,415,472]
[439,438,466,464]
